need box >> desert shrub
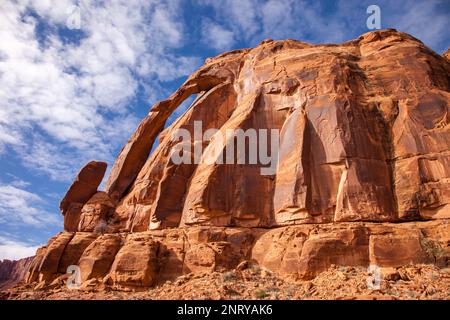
[222,271,237,282]
[254,289,268,299]
[421,238,445,260]
[93,220,108,234]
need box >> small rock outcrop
[60,161,107,232]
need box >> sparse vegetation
[254,288,268,299]
[421,238,445,261]
[222,271,237,282]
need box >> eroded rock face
[21,30,450,289]
[0,257,34,290]
[78,234,123,282]
[103,29,449,230]
[22,220,449,288]
[57,233,98,274]
[60,161,107,217]
[78,192,116,232]
[108,233,159,288]
[39,233,74,279]
[369,232,431,267]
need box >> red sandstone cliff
[10,29,450,292]
[0,257,34,290]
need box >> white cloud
[0,244,39,260]
[261,0,291,34]
[198,0,261,43]
[0,183,59,227]
[0,235,40,260]
[0,0,200,182]
[5,174,31,188]
[201,20,236,51]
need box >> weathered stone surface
[18,220,450,289]
[0,257,34,290]
[183,243,216,273]
[109,233,159,287]
[63,203,83,232]
[57,233,98,273]
[78,192,115,232]
[369,232,432,267]
[252,226,310,276]
[154,229,186,282]
[297,227,370,279]
[105,54,242,201]
[60,161,107,215]
[78,234,123,282]
[103,29,450,230]
[114,82,238,231]
[253,225,370,279]
[36,232,74,282]
[24,247,47,284]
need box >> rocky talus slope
[4,29,450,297]
[3,264,450,300]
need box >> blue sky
[0,0,449,260]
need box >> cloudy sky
[0,0,449,260]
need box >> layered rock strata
[0,257,34,290]
[17,29,450,289]
[24,220,449,287]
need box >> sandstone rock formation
[108,28,450,230]
[0,257,34,290]
[60,161,107,231]
[22,220,449,287]
[12,29,450,291]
